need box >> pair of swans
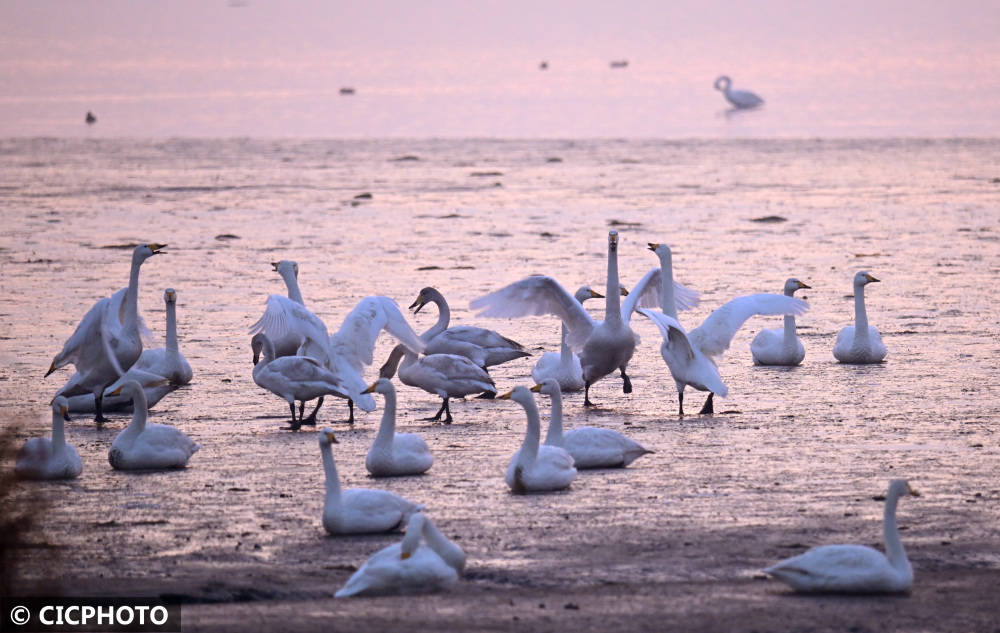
[751,278,811,366]
[533,379,652,469]
[335,512,465,597]
[765,479,918,593]
[714,75,763,109]
[318,428,425,534]
[250,260,426,426]
[67,287,193,413]
[500,385,577,493]
[638,243,809,415]
[833,271,887,364]
[47,243,165,423]
[108,380,200,470]
[15,396,83,480]
[364,378,433,477]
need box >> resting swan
[751,278,811,366]
[364,378,434,477]
[714,75,764,109]
[764,479,919,593]
[833,271,887,364]
[318,428,425,534]
[48,243,165,423]
[534,379,652,469]
[472,231,637,407]
[640,242,808,415]
[15,396,82,480]
[380,344,495,424]
[108,380,199,470]
[410,287,529,367]
[335,512,464,597]
[501,386,576,493]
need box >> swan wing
[689,294,808,360]
[250,295,331,360]
[637,309,696,362]
[470,276,595,347]
[625,267,700,315]
[331,296,425,371]
[765,544,903,592]
[50,296,112,370]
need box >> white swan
[248,260,332,368]
[15,396,82,480]
[335,512,464,597]
[833,271,887,364]
[108,380,199,470]
[47,243,165,423]
[500,386,576,493]
[380,344,495,424]
[714,75,764,109]
[472,231,638,407]
[251,333,352,430]
[364,378,433,477]
[318,428,425,534]
[639,242,808,415]
[534,380,652,469]
[530,286,603,392]
[751,278,811,366]
[410,286,530,367]
[764,479,919,593]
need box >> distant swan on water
[833,271,887,364]
[714,76,763,109]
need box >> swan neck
[604,242,622,324]
[165,299,179,354]
[883,489,909,570]
[379,344,406,379]
[320,442,342,502]
[659,252,678,319]
[517,398,541,467]
[782,315,797,344]
[557,324,573,368]
[123,253,143,328]
[51,411,67,452]
[423,519,465,572]
[543,389,564,446]
[374,388,397,446]
[854,284,870,340]
[281,270,304,305]
[424,291,450,340]
[128,389,149,434]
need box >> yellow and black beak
[589,289,604,299]
[530,384,543,393]
[620,286,629,297]
[323,430,339,444]
[148,243,166,254]
[498,389,514,400]
[647,242,659,252]
[797,281,812,290]
[865,273,880,283]
[362,382,378,394]
[60,405,70,422]
[409,294,427,313]
[110,386,124,397]
[271,261,280,271]
[908,483,920,497]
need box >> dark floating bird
[85,111,97,125]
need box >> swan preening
[751,278,811,366]
[534,380,651,469]
[108,380,199,470]
[47,243,165,423]
[410,286,529,368]
[364,378,434,477]
[833,271,887,364]
[335,512,464,597]
[319,428,425,534]
[714,75,764,109]
[639,242,809,415]
[764,479,919,593]
[501,385,577,493]
[15,396,82,480]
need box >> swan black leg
[94,391,108,426]
[620,368,632,394]
[699,392,714,415]
[678,391,685,417]
[346,399,355,425]
[584,383,595,407]
[302,396,324,426]
[424,398,448,422]
[287,402,301,431]
[298,401,305,419]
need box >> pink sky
[1,0,998,137]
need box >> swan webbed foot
[699,392,714,415]
[424,398,450,423]
[620,369,632,394]
[285,402,302,431]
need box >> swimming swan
[364,378,434,477]
[318,428,425,534]
[334,512,464,597]
[534,379,651,468]
[108,380,199,470]
[751,278,811,366]
[48,243,165,423]
[714,75,763,109]
[764,479,919,593]
[15,396,82,480]
[501,386,576,493]
[833,271,887,364]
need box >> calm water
[1,138,998,611]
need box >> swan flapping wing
[50,296,111,371]
[637,309,697,362]
[621,267,700,319]
[330,296,426,371]
[688,294,808,360]
[249,294,331,361]
[470,276,595,348]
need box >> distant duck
[364,378,434,477]
[335,512,464,597]
[539,61,549,70]
[764,479,919,593]
[714,76,764,109]
[610,60,629,69]
[108,380,200,470]
[15,397,82,480]
[833,271,887,364]
[340,87,356,95]
[751,278,811,366]
[85,111,97,125]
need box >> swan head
[51,395,70,421]
[714,76,731,91]
[854,271,880,286]
[319,427,339,446]
[271,260,299,282]
[400,512,428,560]
[164,288,177,304]
[250,333,266,365]
[647,242,674,266]
[498,385,533,406]
[784,278,811,295]
[363,377,394,395]
[573,286,603,303]
[608,230,619,252]
[134,243,166,263]
[531,380,561,398]
[408,287,439,314]
[888,479,919,499]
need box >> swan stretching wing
[688,293,809,361]
[249,294,331,364]
[625,268,700,315]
